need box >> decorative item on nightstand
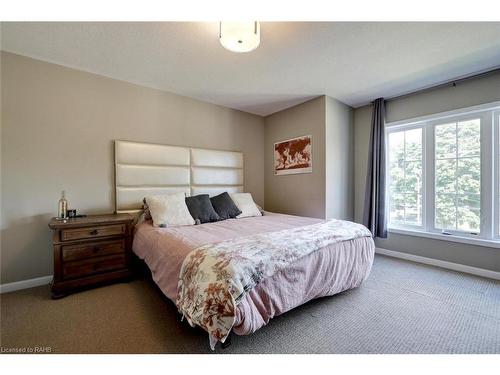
[48,213,134,299]
[57,190,68,219]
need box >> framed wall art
[274,135,312,175]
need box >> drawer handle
[90,229,99,236]
[92,246,100,253]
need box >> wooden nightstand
[48,214,134,299]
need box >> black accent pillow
[210,192,242,220]
[185,194,220,224]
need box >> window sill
[387,227,500,249]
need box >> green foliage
[388,119,481,233]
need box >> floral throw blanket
[176,219,371,348]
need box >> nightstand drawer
[62,239,125,262]
[63,254,126,280]
[61,224,126,241]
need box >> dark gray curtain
[363,98,387,238]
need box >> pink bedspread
[133,212,375,336]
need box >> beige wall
[1,52,265,284]
[353,105,373,223]
[264,97,326,218]
[325,96,353,220]
[354,71,500,272]
[264,96,354,220]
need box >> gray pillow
[185,194,221,224]
[210,192,242,220]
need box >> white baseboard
[376,248,500,281]
[0,275,53,294]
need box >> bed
[114,140,375,348]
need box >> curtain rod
[379,66,500,103]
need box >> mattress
[133,212,375,336]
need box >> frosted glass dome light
[219,22,260,53]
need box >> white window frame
[385,101,500,247]
[494,109,500,239]
[386,124,425,231]
[429,112,490,239]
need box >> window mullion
[424,122,434,233]
[494,111,500,238]
[481,113,494,239]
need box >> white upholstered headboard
[114,140,244,213]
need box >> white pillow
[145,192,195,228]
[230,193,262,219]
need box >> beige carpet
[1,254,499,354]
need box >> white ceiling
[1,22,500,116]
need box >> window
[388,128,423,227]
[434,119,481,233]
[386,102,500,243]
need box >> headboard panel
[114,140,244,213]
[190,148,243,168]
[115,141,190,166]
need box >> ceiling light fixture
[219,22,260,53]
